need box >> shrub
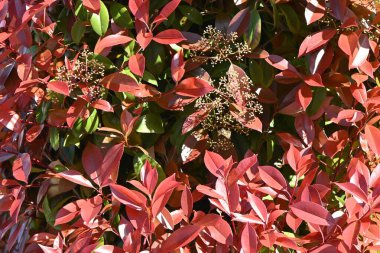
[0,0,380,252]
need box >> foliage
[0,0,380,252]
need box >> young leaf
[160,225,202,252]
[12,153,31,183]
[241,224,258,253]
[153,29,185,44]
[365,124,380,156]
[175,77,214,98]
[47,81,70,96]
[109,183,147,210]
[129,54,145,77]
[258,166,287,191]
[94,33,132,56]
[290,201,334,226]
[58,170,94,188]
[83,0,100,14]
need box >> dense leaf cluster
[0,0,380,252]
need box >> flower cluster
[55,50,105,102]
[195,69,263,150]
[189,26,251,65]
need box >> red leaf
[101,72,159,97]
[100,143,124,185]
[94,34,133,56]
[151,174,180,216]
[350,82,367,104]
[228,154,257,186]
[295,113,315,145]
[338,32,358,56]
[91,99,113,112]
[204,150,225,178]
[305,0,325,25]
[109,183,147,210]
[206,218,233,245]
[175,77,214,98]
[153,29,185,44]
[181,187,193,218]
[140,160,158,195]
[80,195,102,223]
[286,144,300,172]
[304,73,324,87]
[182,105,212,134]
[258,166,287,191]
[12,153,31,183]
[296,84,312,110]
[330,0,347,21]
[47,81,70,96]
[310,244,338,253]
[350,34,370,69]
[298,29,336,57]
[120,109,139,138]
[365,124,380,156]
[26,124,44,142]
[309,45,334,74]
[0,109,22,132]
[82,143,103,186]
[290,201,334,226]
[93,246,124,253]
[342,221,360,249]
[335,182,368,203]
[58,170,94,188]
[227,8,250,36]
[153,0,181,25]
[171,49,185,83]
[247,192,268,222]
[128,54,145,77]
[336,109,364,123]
[83,0,100,14]
[66,99,88,128]
[136,31,153,50]
[161,225,202,251]
[55,202,80,226]
[265,55,299,74]
[241,224,258,253]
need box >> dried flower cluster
[55,50,105,102]
[189,26,251,65]
[195,70,263,150]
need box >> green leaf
[42,197,56,227]
[75,2,89,21]
[63,133,80,147]
[270,0,279,29]
[71,20,85,44]
[142,71,158,86]
[178,5,203,25]
[136,114,164,134]
[133,154,166,182]
[49,127,60,151]
[90,1,109,36]
[110,2,133,29]
[72,118,84,138]
[90,54,115,69]
[245,9,261,50]
[36,101,51,124]
[278,4,300,34]
[249,60,263,86]
[145,43,167,76]
[84,109,99,134]
[307,88,326,116]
